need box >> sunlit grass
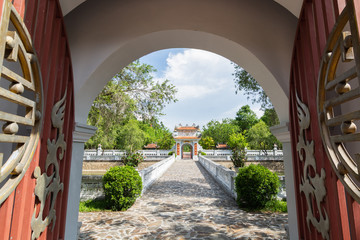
[79,198,109,212]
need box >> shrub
[122,152,144,167]
[235,164,280,209]
[168,151,174,155]
[103,166,142,211]
[231,149,246,167]
[199,151,206,155]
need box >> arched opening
[63,0,300,238]
[181,143,193,159]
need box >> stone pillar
[270,122,299,240]
[65,122,97,240]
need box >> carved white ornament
[31,91,67,240]
[296,93,329,240]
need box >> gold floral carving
[31,91,66,240]
[296,93,329,240]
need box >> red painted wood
[337,181,351,240]
[0,191,14,239]
[33,0,48,56]
[24,0,38,36]
[10,143,40,239]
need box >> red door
[290,0,360,239]
[0,0,74,239]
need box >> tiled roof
[216,144,229,149]
[175,127,199,130]
[174,136,200,139]
[144,143,158,149]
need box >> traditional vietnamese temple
[173,124,201,160]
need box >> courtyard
[78,160,288,239]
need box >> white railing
[84,149,172,157]
[198,155,237,199]
[139,155,175,194]
[83,148,283,161]
[201,148,283,156]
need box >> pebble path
[78,160,288,239]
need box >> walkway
[78,160,288,239]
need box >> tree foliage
[199,136,215,150]
[227,132,248,151]
[260,107,279,127]
[201,119,239,145]
[86,61,177,149]
[235,105,259,132]
[247,121,280,152]
[232,64,272,109]
[116,119,146,153]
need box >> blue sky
[139,48,263,131]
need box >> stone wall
[82,160,162,175]
[199,156,286,200]
[214,160,285,175]
[80,175,104,201]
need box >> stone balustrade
[139,155,175,194]
[198,155,286,200]
[198,155,237,199]
[84,148,284,161]
[80,155,176,200]
[84,149,172,157]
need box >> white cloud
[160,49,234,100]
[141,48,265,130]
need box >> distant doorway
[182,144,193,159]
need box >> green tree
[232,64,272,109]
[139,120,175,149]
[260,107,279,127]
[201,119,239,144]
[199,136,215,149]
[227,132,248,151]
[86,61,177,149]
[157,132,175,149]
[247,121,280,152]
[235,105,259,132]
[228,132,248,168]
[115,119,146,153]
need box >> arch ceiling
[62,0,301,124]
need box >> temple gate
[173,124,201,160]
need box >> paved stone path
[78,160,288,239]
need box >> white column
[65,122,97,240]
[270,122,299,240]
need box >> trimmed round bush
[235,164,280,209]
[103,166,142,211]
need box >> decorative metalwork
[317,1,360,203]
[0,1,43,204]
[297,93,329,240]
[31,91,66,240]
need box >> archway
[8,0,358,239]
[181,144,193,159]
